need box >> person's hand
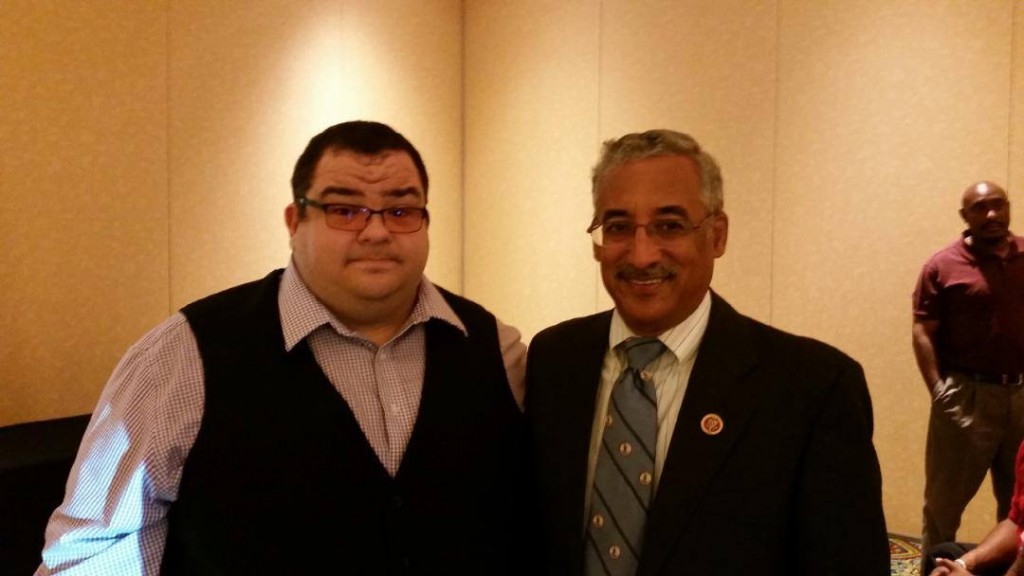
[1009,533,1024,576]
[929,557,972,576]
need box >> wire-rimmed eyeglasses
[297,198,429,233]
[587,213,716,247]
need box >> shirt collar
[278,260,467,351]
[608,290,713,364]
[960,229,1023,258]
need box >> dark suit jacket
[526,293,889,575]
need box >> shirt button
[592,514,605,528]
[605,414,614,428]
[609,545,621,560]
[618,442,632,456]
[639,471,653,486]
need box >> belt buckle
[1005,374,1024,386]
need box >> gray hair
[591,129,724,214]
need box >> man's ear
[285,203,300,236]
[711,212,729,258]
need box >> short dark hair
[291,121,429,212]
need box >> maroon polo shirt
[913,232,1024,375]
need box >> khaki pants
[921,372,1024,558]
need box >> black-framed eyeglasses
[297,198,429,233]
[587,213,716,247]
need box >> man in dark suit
[526,129,890,575]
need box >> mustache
[614,265,677,281]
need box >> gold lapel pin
[700,413,724,436]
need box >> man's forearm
[960,519,1019,573]
[912,320,942,392]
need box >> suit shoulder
[531,312,611,347]
[723,310,874,427]
[742,313,861,372]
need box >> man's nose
[627,226,662,267]
[358,212,391,240]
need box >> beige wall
[3,0,1021,541]
[464,2,602,337]
[1,2,171,428]
[1,0,464,423]
[772,0,1016,540]
[167,0,464,307]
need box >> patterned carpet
[890,533,923,576]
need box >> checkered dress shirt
[36,263,525,575]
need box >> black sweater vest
[162,271,535,575]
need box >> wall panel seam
[594,0,605,313]
[768,0,780,326]
[459,0,466,295]
[1010,0,1018,187]
[165,0,173,315]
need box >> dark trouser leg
[922,375,1002,559]
[921,542,971,576]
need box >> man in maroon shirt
[914,181,1024,563]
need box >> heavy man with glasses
[526,129,889,575]
[914,181,1024,573]
[37,121,536,575]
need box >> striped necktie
[585,337,666,576]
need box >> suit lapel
[532,312,612,565]
[561,313,613,540]
[638,294,765,576]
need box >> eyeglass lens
[326,206,424,232]
[302,199,427,233]
[590,216,709,247]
